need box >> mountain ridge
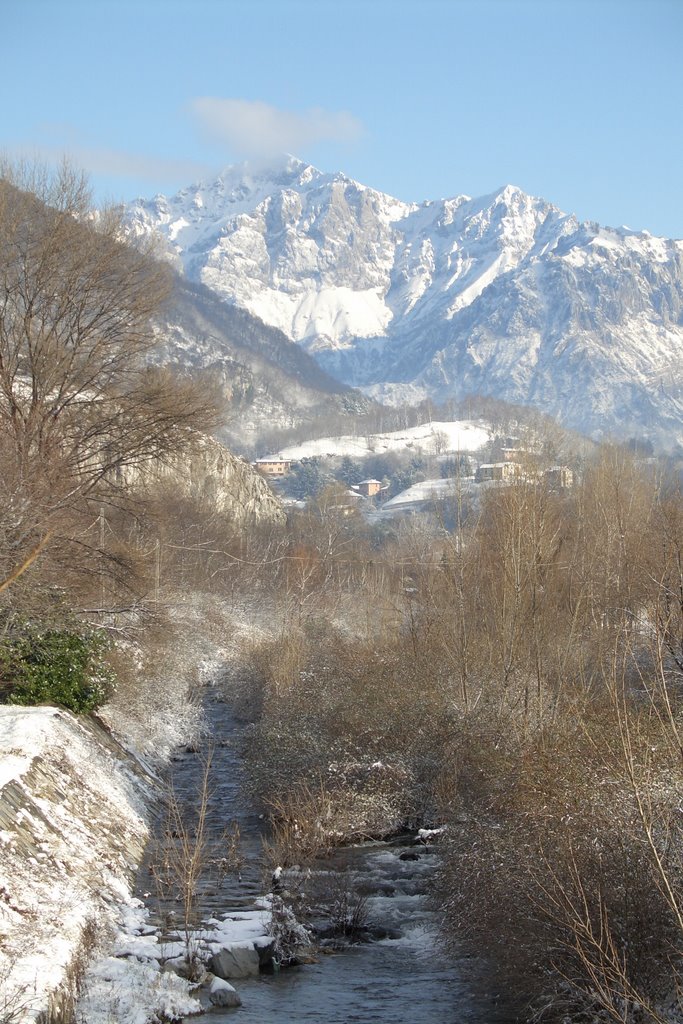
[154,272,373,452]
[126,158,683,448]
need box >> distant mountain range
[127,157,683,448]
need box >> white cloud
[189,97,364,157]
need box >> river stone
[208,975,242,1008]
[210,944,260,979]
[254,936,276,968]
[161,955,206,982]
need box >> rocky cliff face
[127,435,286,525]
[127,158,683,448]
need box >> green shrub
[0,627,113,713]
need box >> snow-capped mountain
[153,274,371,452]
[127,157,683,446]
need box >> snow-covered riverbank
[0,705,197,1023]
[0,596,269,1023]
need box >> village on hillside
[252,424,575,519]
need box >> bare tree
[0,160,221,601]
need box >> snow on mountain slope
[127,159,572,353]
[126,158,683,447]
[276,420,491,461]
[128,157,407,347]
[153,275,372,450]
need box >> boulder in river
[208,975,242,1007]
[210,944,260,979]
[255,936,277,968]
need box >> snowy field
[382,477,465,509]
[276,420,490,461]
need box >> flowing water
[140,681,511,1024]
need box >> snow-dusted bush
[436,695,683,1023]
[430,452,683,1023]
[268,895,313,968]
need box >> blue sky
[3,0,682,236]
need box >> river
[139,677,512,1024]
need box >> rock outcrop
[123,434,286,525]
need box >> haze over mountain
[127,157,683,448]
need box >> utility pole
[99,507,105,611]
[155,539,161,610]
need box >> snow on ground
[0,706,155,1022]
[0,597,308,1023]
[382,477,461,509]
[199,910,271,952]
[276,420,490,461]
[76,956,200,1024]
[77,901,202,1024]
[77,904,274,1023]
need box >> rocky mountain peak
[126,163,683,449]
